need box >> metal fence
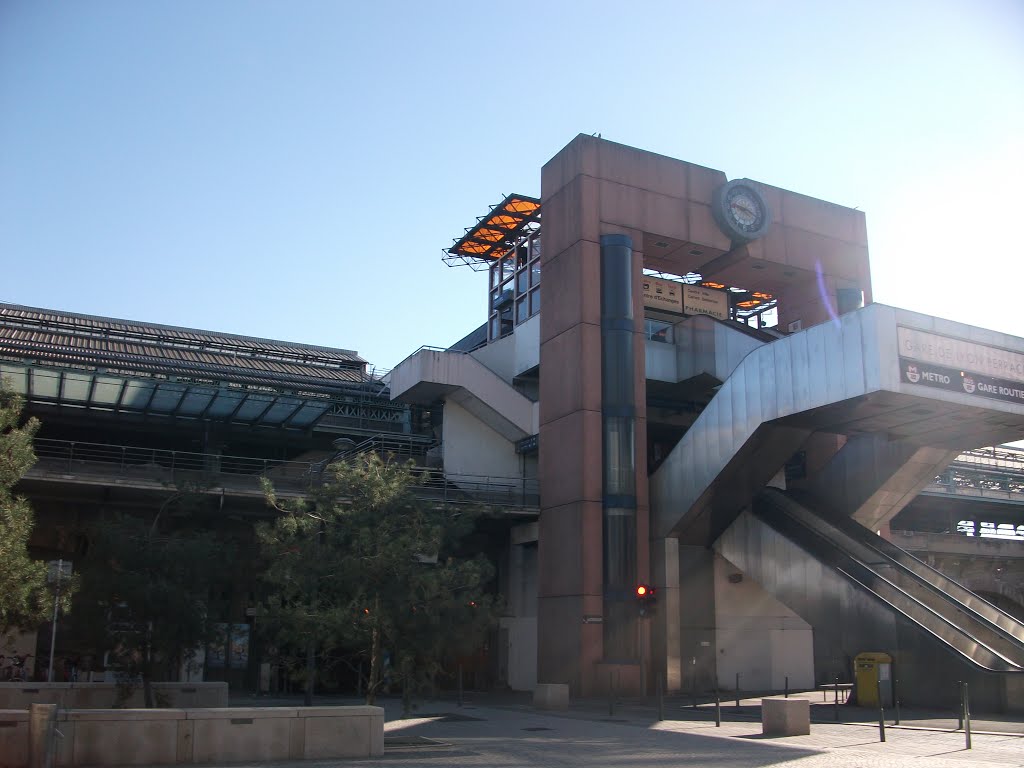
[28,438,539,509]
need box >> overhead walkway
[733,488,1024,673]
[390,347,538,441]
[651,304,1024,544]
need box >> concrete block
[0,705,384,766]
[29,704,56,768]
[175,719,194,764]
[0,710,30,768]
[297,707,384,759]
[72,716,179,766]
[533,683,569,710]
[184,706,294,719]
[288,716,305,759]
[192,713,292,763]
[762,697,810,737]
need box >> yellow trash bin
[854,652,893,708]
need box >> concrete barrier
[0,683,228,710]
[0,710,30,768]
[533,683,569,710]
[761,697,810,737]
[0,706,383,767]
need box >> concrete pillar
[29,703,56,768]
[651,537,681,691]
[803,434,959,529]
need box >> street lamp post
[46,559,72,683]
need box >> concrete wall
[500,617,538,692]
[442,399,521,482]
[715,509,898,683]
[0,682,227,710]
[712,552,814,692]
[471,313,540,381]
[675,315,766,385]
[0,706,383,767]
[675,545,716,693]
[645,339,677,382]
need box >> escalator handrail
[754,490,1024,672]
[783,488,1024,647]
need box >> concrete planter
[0,706,384,767]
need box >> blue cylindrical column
[600,233,637,660]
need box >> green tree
[0,380,71,646]
[75,487,230,707]
[259,454,499,706]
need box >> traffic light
[636,583,657,617]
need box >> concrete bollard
[29,703,57,768]
[533,684,569,711]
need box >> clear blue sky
[1,1,1022,368]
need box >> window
[645,319,673,344]
[516,297,529,324]
[487,235,542,341]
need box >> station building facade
[390,135,1024,711]
[3,135,1024,710]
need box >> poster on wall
[230,624,250,667]
[206,625,226,669]
[207,623,251,669]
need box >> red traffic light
[636,584,654,598]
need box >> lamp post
[46,559,72,683]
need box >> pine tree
[75,486,231,707]
[259,454,498,705]
[0,380,57,643]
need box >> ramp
[652,304,1024,543]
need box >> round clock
[712,179,771,245]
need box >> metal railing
[27,438,539,509]
[930,466,1024,498]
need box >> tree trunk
[143,675,155,709]
[304,640,315,707]
[366,596,381,705]
[143,621,155,708]
[400,655,412,718]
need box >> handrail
[754,490,1024,673]
[929,466,1024,497]
[389,345,516,391]
[27,437,539,509]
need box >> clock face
[713,179,771,244]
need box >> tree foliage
[75,486,230,706]
[0,380,70,644]
[259,454,499,704]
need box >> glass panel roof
[446,193,541,268]
[0,362,345,430]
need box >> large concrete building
[3,135,1024,710]
[390,135,1024,711]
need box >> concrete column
[803,434,960,529]
[29,703,56,768]
[651,537,681,691]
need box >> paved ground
[217,691,1024,768]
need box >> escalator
[751,488,1024,674]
